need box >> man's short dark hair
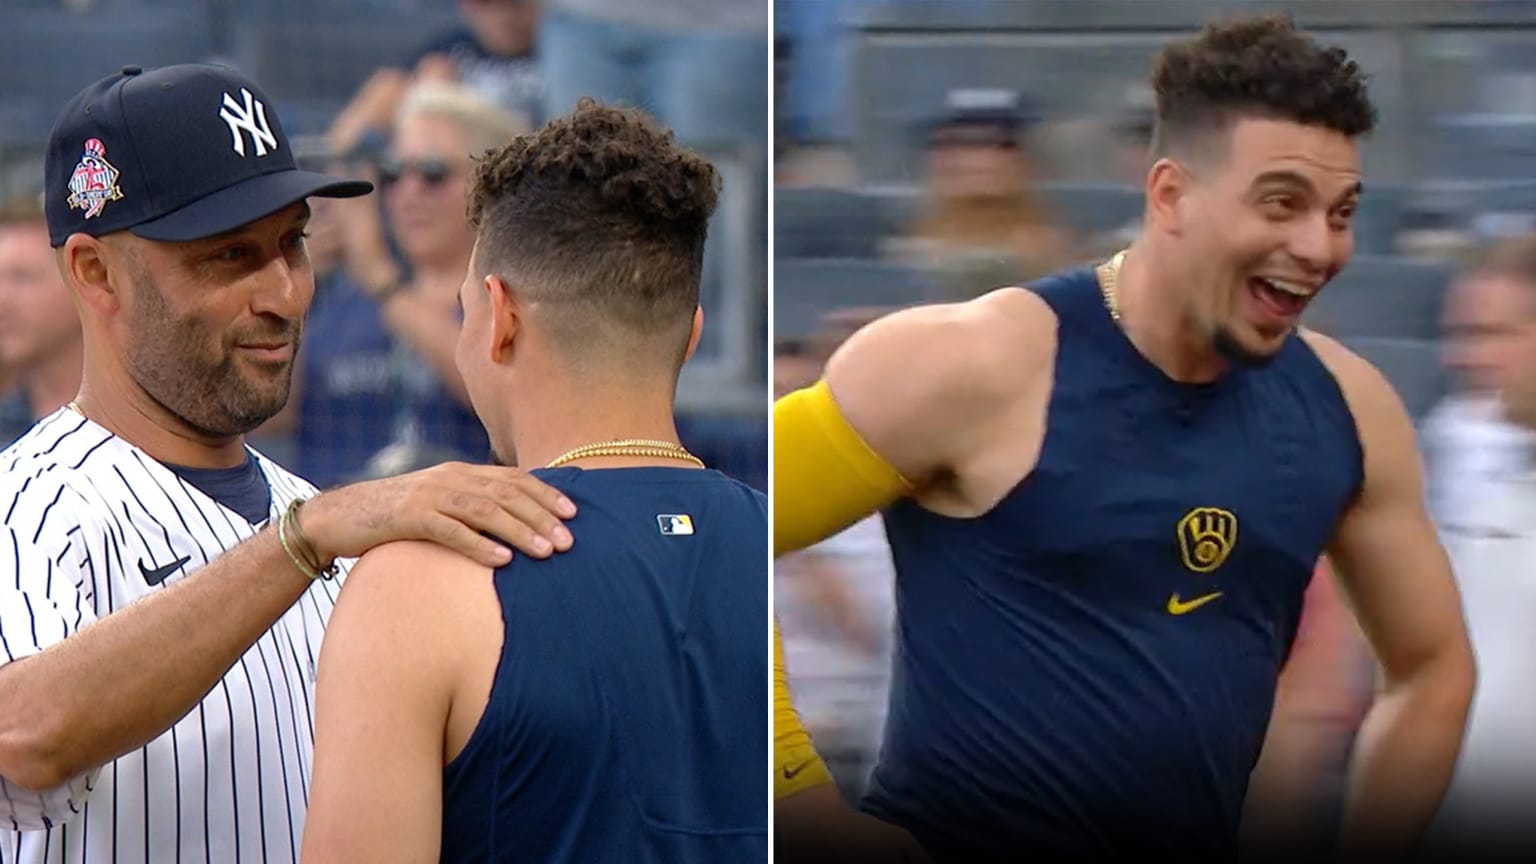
[467,98,719,370]
[1150,14,1377,159]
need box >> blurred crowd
[774,0,1536,857]
[0,0,769,490]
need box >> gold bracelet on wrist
[287,498,339,579]
[281,498,338,581]
[277,506,320,581]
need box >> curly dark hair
[1150,14,1376,158]
[467,98,720,368]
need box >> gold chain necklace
[1095,249,1128,322]
[545,438,704,469]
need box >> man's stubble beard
[122,267,301,438]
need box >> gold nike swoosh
[1166,591,1224,615]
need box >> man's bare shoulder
[339,540,493,628]
[1298,327,1423,504]
[830,287,1057,403]
[1297,328,1406,426]
[820,288,1058,484]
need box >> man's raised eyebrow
[1250,169,1315,191]
[1251,171,1363,204]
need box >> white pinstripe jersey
[0,408,348,864]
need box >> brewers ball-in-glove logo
[1176,507,1237,573]
[67,138,123,220]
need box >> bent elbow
[0,720,74,793]
[1397,637,1476,721]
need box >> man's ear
[1145,157,1194,236]
[61,234,120,316]
[485,272,522,364]
[682,306,703,365]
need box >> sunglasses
[378,157,455,188]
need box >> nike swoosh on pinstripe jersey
[138,554,191,586]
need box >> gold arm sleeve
[774,619,835,799]
[773,380,912,558]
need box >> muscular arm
[1242,559,1373,853]
[0,463,573,794]
[1304,331,1476,858]
[303,541,493,863]
[0,522,315,792]
[774,290,1054,557]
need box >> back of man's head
[1150,14,1377,162]
[467,99,720,376]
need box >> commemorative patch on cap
[66,138,123,220]
[45,64,371,247]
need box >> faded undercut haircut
[1150,14,1377,161]
[466,98,719,370]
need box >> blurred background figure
[1420,237,1536,860]
[328,0,545,157]
[888,88,1077,300]
[0,192,81,448]
[1423,242,1536,527]
[772,0,1536,856]
[0,0,766,491]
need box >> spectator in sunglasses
[289,83,527,486]
[890,89,1077,301]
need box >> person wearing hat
[895,88,1077,301]
[0,64,576,864]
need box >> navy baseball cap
[44,63,372,248]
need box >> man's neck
[507,378,688,472]
[19,342,84,420]
[74,352,248,469]
[1116,239,1229,383]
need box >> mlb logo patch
[658,514,694,536]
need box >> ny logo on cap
[219,88,278,158]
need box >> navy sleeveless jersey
[440,466,768,863]
[865,269,1364,861]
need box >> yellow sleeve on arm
[774,620,835,799]
[773,380,912,558]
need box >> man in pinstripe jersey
[0,64,576,864]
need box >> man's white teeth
[1259,277,1311,298]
